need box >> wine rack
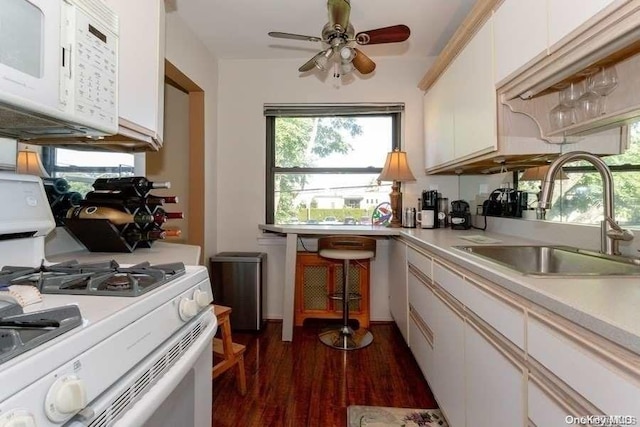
[43,178,82,227]
[62,177,182,253]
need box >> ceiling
[171,0,477,61]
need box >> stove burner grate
[1,261,186,297]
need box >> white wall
[165,12,219,260]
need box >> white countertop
[260,223,640,354]
[400,228,640,355]
[47,242,202,266]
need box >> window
[42,147,135,196]
[518,123,640,228]
[265,104,402,224]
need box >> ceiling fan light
[314,49,334,71]
[340,61,355,75]
[339,46,355,61]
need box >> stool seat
[316,235,376,350]
[318,249,375,260]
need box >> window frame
[265,106,402,224]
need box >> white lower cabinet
[431,291,466,427]
[528,375,576,427]
[389,239,409,341]
[465,322,525,427]
[409,306,434,384]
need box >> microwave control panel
[68,2,118,132]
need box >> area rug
[347,406,448,427]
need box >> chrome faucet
[537,151,633,255]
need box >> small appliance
[451,200,472,230]
[0,0,119,140]
[420,190,439,229]
[482,188,529,218]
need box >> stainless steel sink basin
[454,245,640,276]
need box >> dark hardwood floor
[213,320,437,427]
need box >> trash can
[210,252,267,331]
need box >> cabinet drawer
[528,376,574,427]
[407,246,432,280]
[433,261,467,306]
[409,306,434,383]
[528,316,640,418]
[465,277,525,349]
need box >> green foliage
[273,117,363,223]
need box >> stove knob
[193,289,211,309]
[0,411,36,427]
[179,297,198,321]
[45,375,87,422]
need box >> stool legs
[319,259,373,350]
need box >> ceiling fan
[268,0,410,75]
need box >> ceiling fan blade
[356,25,411,45]
[268,32,322,43]
[298,51,325,72]
[352,48,376,74]
[327,0,351,31]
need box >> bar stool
[317,235,376,350]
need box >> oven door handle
[111,318,216,427]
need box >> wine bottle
[42,177,70,195]
[65,206,154,225]
[152,207,184,224]
[84,192,175,209]
[124,228,182,243]
[92,177,170,194]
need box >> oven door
[0,0,62,112]
[66,310,216,427]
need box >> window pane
[274,116,391,169]
[50,148,134,196]
[274,173,391,225]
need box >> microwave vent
[72,0,119,34]
[0,105,85,139]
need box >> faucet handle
[605,217,634,242]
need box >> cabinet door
[465,322,525,427]
[493,0,547,83]
[431,292,465,427]
[103,0,165,142]
[528,376,576,427]
[548,0,615,48]
[409,306,434,385]
[453,18,497,160]
[389,239,408,342]
[424,69,455,169]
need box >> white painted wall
[165,12,219,260]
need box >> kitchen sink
[454,245,640,276]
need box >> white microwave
[0,0,118,140]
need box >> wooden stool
[212,305,247,395]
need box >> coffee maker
[450,200,472,230]
[421,190,439,229]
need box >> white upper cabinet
[548,0,616,48]
[493,0,547,84]
[424,68,455,169]
[103,0,166,147]
[453,18,496,160]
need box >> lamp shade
[520,165,568,181]
[17,150,49,177]
[378,149,416,182]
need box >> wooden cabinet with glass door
[294,252,370,328]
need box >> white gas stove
[0,173,217,427]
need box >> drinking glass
[549,102,577,130]
[559,81,585,107]
[576,90,603,121]
[587,66,618,113]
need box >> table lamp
[17,149,49,177]
[377,148,416,228]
